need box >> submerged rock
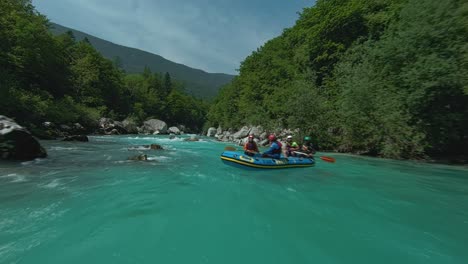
[127,144,164,151]
[150,144,163,150]
[62,135,89,142]
[0,116,47,160]
[184,135,199,141]
[128,154,148,161]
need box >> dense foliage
[207,0,468,159]
[0,0,208,132]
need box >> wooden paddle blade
[320,156,336,163]
[224,146,237,151]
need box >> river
[1,135,467,263]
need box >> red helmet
[268,134,276,141]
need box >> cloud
[33,0,310,74]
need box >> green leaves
[207,0,468,159]
[0,0,208,132]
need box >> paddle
[224,146,237,151]
[293,151,336,163]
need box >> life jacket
[302,142,315,154]
[272,141,282,154]
[245,142,257,151]
[286,142,298,151]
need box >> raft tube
[220,151,315,169]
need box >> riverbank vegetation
[1,0,466,160]
[0,0,207,133]
[207,0,468,159]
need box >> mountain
[49,23,235,98]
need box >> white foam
[20,158,45,166]
[178,171,208,179]
[50,147,78,151]
[126,146,151,151]
[40,179,62,189]
[175,149,200,155]
[0,173,27,183]
[126,136,159,140]
[114,160,131,164]
[0,242,14,258]
[148,156,172,162]
[28,203,60,219]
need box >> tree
[163,72,172,98]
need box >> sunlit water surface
[1,135,467,263]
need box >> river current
[1,135,467,263]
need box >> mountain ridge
[49,23,235,98]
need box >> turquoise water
[1,135,467,264]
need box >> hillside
[207,0,468,159]
[49,23,234,98]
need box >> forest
[0,0,208,134]
[206,0,468,159]
[1,0,467,159]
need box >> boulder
[99,118,114,129]
[122,118,139,134]
[107,129,120,135]
[150,144,163,150]
[260,139,270,146]
[232,126,250,139]
[0,116,47,160]
[216,126,223,135]
[177,125,186,133]
[59,124,72,131]
[219,131,231,142]
[96,118,128,135]
[73,123,84,131]
[63,135,89,142]
[168,126,181,135]
[36,121,61,139]
[72,123,86,134]
[207,127,217,137]
[42,121,55,129]
[249,126,263,138]
[107,122,127,135]
[142,119,168,134]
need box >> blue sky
[32,0,315,74]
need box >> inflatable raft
[220,151,315,169]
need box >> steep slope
[49,23,234,98]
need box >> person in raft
[297,136,316,158]
[243,134,259,156]
[284,135,300,157]
[262,134,283,159]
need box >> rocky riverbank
[0,116,47,161]
[205,125,303,147]
[34,118,188,140]
[0,115,193,161]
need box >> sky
[32,0,315,74]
